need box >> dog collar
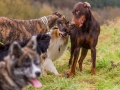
[41,16,50,32]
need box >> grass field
[28,21,120,90]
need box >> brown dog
[68,2,100,78]
[0,12,69,44]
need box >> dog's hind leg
[44,58,59,75]
[78,48,88,71]
[91,47,96,75]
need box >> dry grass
[28,18,120,90]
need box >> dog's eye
[66,21,69,25]
[15,64,19,68]
[35,62,39,66]
[57,19,63,24]
[75,10,80,16]
[76,10,80,13]
[24,64,31,68]
[34,59,40,66]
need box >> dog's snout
[53,26,59,29]
[35,72,41,77]
[62,27,67,32]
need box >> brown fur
[0,12,69,44]
[68,2,100,78]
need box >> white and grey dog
[0,36,42,90]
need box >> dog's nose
[35,72,41,77]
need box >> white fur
[42,30,69,75]
[31,35,37,50]
[31,61,41,78]
[44,58,59,75]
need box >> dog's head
[71,2,91,27]
[49,27,65,40]
[53,12,76,37]
[4,36,42,88]
[52,12,73,35]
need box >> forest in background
[36,0,120,9]
[0,0,120,24]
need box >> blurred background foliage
[0,0,120,24]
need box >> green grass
[0,42,4,45]
[29,25,120,90]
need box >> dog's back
[0,17,44,44]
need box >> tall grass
[28,19,120,90]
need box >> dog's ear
[83,2,91,8]
[26,35,37,51]
[53,12,62,18]
[9,41,22,59]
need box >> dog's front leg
[68,44,75,68]
[78,48,88,71]
[68,47,80,78]
[44,58,59,75]
[91,47,96,75]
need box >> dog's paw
[91,68,96,75]
[67,73,74,78]
[58,74,64,77]
[0,61,6,68]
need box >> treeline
[80,0,120,8]
[0,0,72,20]
[34,0,120,9]
[0,0,120,24]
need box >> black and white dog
[0,33,51,90]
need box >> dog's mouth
[71,15,86,27]
[79,21,84,27]
[59,31,68,38]
[59,32,64,38]
[28,78,42,88]
[59,28,70,37]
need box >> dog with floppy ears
[68,2,100,78]
[41,24,74,75]
[0,12,69,44]
[0,36,42,90]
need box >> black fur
[0,33,51,60]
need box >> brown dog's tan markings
[0,36,42,90]
[0,12,69,44]
[68,2,100,78]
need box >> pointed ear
[26,35,37,51]
[53,12,62,18]
[9,41,22,59]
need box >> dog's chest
[0,68,19,90]
[78,34,93,49]
[47,38,68,61]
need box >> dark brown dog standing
[68,2,100,78]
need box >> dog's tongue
[29,78,42,88]
[79,23,83,27]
